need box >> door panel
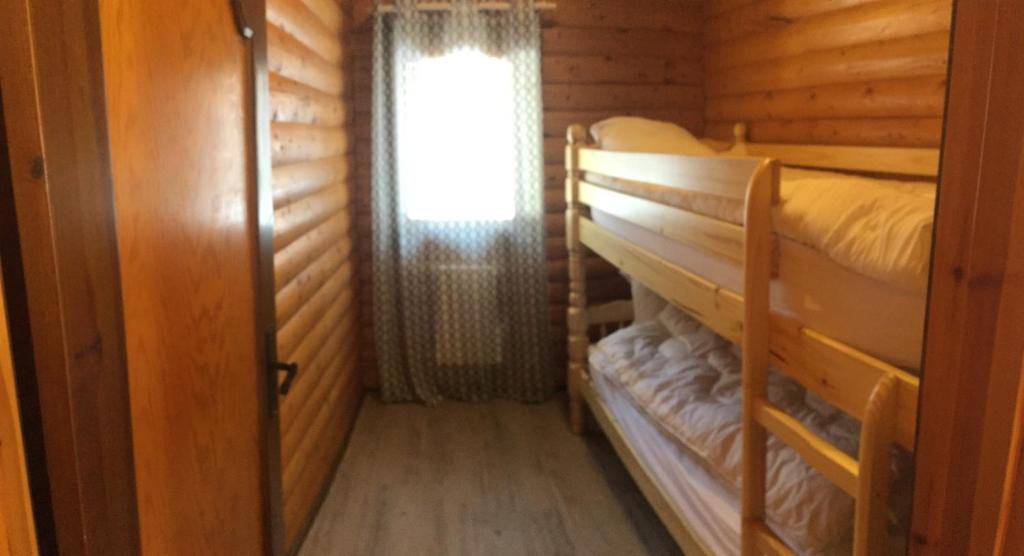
[101,1,269,553]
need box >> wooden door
[100,0,279,553]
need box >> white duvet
[589,306,913,555]
[777,168,935,293]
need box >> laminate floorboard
[298,395,681,555]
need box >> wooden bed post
[566,124,588,434]
[740,159,780,555]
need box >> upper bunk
[564,119,938,453]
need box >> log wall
[350,0,705,384]
[703,0,953,147]
[268,0,362,549]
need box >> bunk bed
[564,120,939,556]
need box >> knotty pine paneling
[268,0,361,550]
[349,0,704,383]
[704,0,953,147]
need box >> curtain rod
[376,1,556,12]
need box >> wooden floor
[298,395,681,556]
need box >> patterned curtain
[372,0,553,403]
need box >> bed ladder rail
[743,375,899,555]
[741,153,902,555]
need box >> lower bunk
[584,300,911,556]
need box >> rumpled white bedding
[588,306,913,555]
[776,169,934,293]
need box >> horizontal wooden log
[284,387,355,543]
[706,75,948,122]
[282,346,354,484]
[544,137,564,164]
[282,316,356,454]
[280,305,354,427]
[272,122,349,165]
[278,263,351,360]
[545,188,567,213]
[706,0,952,70]
[268,23,344,95]
[284,381,361,539]
[542,55,702,85]
[283,303,353,418]
[273,184,350,251]
[704,0,756,17]
[275,213,350,288]
[283,355,359,524]
[273,156,350,209]
[270,73,347,127]
[268,0,343,63]
[543,84,702,111]
[545,213,565,237]
[546,237,567,260]
[540,27,701,59]
[544,164,564,189]
[282,351,358,491]
[705,117,945,148]
[706,31,950,97]
[548,256,620,281]
[544,109,703,138]
[300,0,346,34]
[705,0,876,44]
[548,274,629,303]
[277,248,352,327]
[543,0,701,33]
[288,335,356,441]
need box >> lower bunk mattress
[588,309,912,556]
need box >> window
[396,49,517,222]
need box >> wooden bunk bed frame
[564,123,940,556]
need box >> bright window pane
[396,49,517,222]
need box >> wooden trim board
[0,1,141,552]
[579,180,745,264]
[745,142,939,178]
[716,123,940,178]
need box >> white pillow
[656,303,700,338]
[590,117,715,157]
[628,277,667,322]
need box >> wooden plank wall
[349,0,705,384]
[267,0,362,548]
[703,0,953,148]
